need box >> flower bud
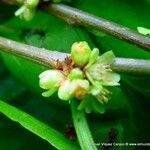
[25,0,39,9]
[88,48,99,65]
[71,41,91,66]
[39,70,65,90]
[68,68,84,80]
[58,80,72,101]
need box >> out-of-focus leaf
[0,100,80,150]
[0,59,75,150]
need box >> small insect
[108,128,118,143]
[65,123,76,140]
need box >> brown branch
[47,4,150,51]
[0,36,69,68]
[0,36,150,75]
[1,0,150,51]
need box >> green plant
[0,0,150,150]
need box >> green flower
[86,51,120,86]
[71,41,91,66]
[15,0,72,21]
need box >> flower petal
[42,88,57,97]
[97,50,115,64]
[99,72,120,86]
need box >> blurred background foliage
[0,0,150,149]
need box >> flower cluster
[15,0,71,21]
[39,41,120,113]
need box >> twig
[47,4,150,51]
[0,36,150,75]
[111,58,150,75]
[0,36,69,68]
[1,1,150,51]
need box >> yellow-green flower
[86,51,120,86]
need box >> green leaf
[0,100,79,150]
